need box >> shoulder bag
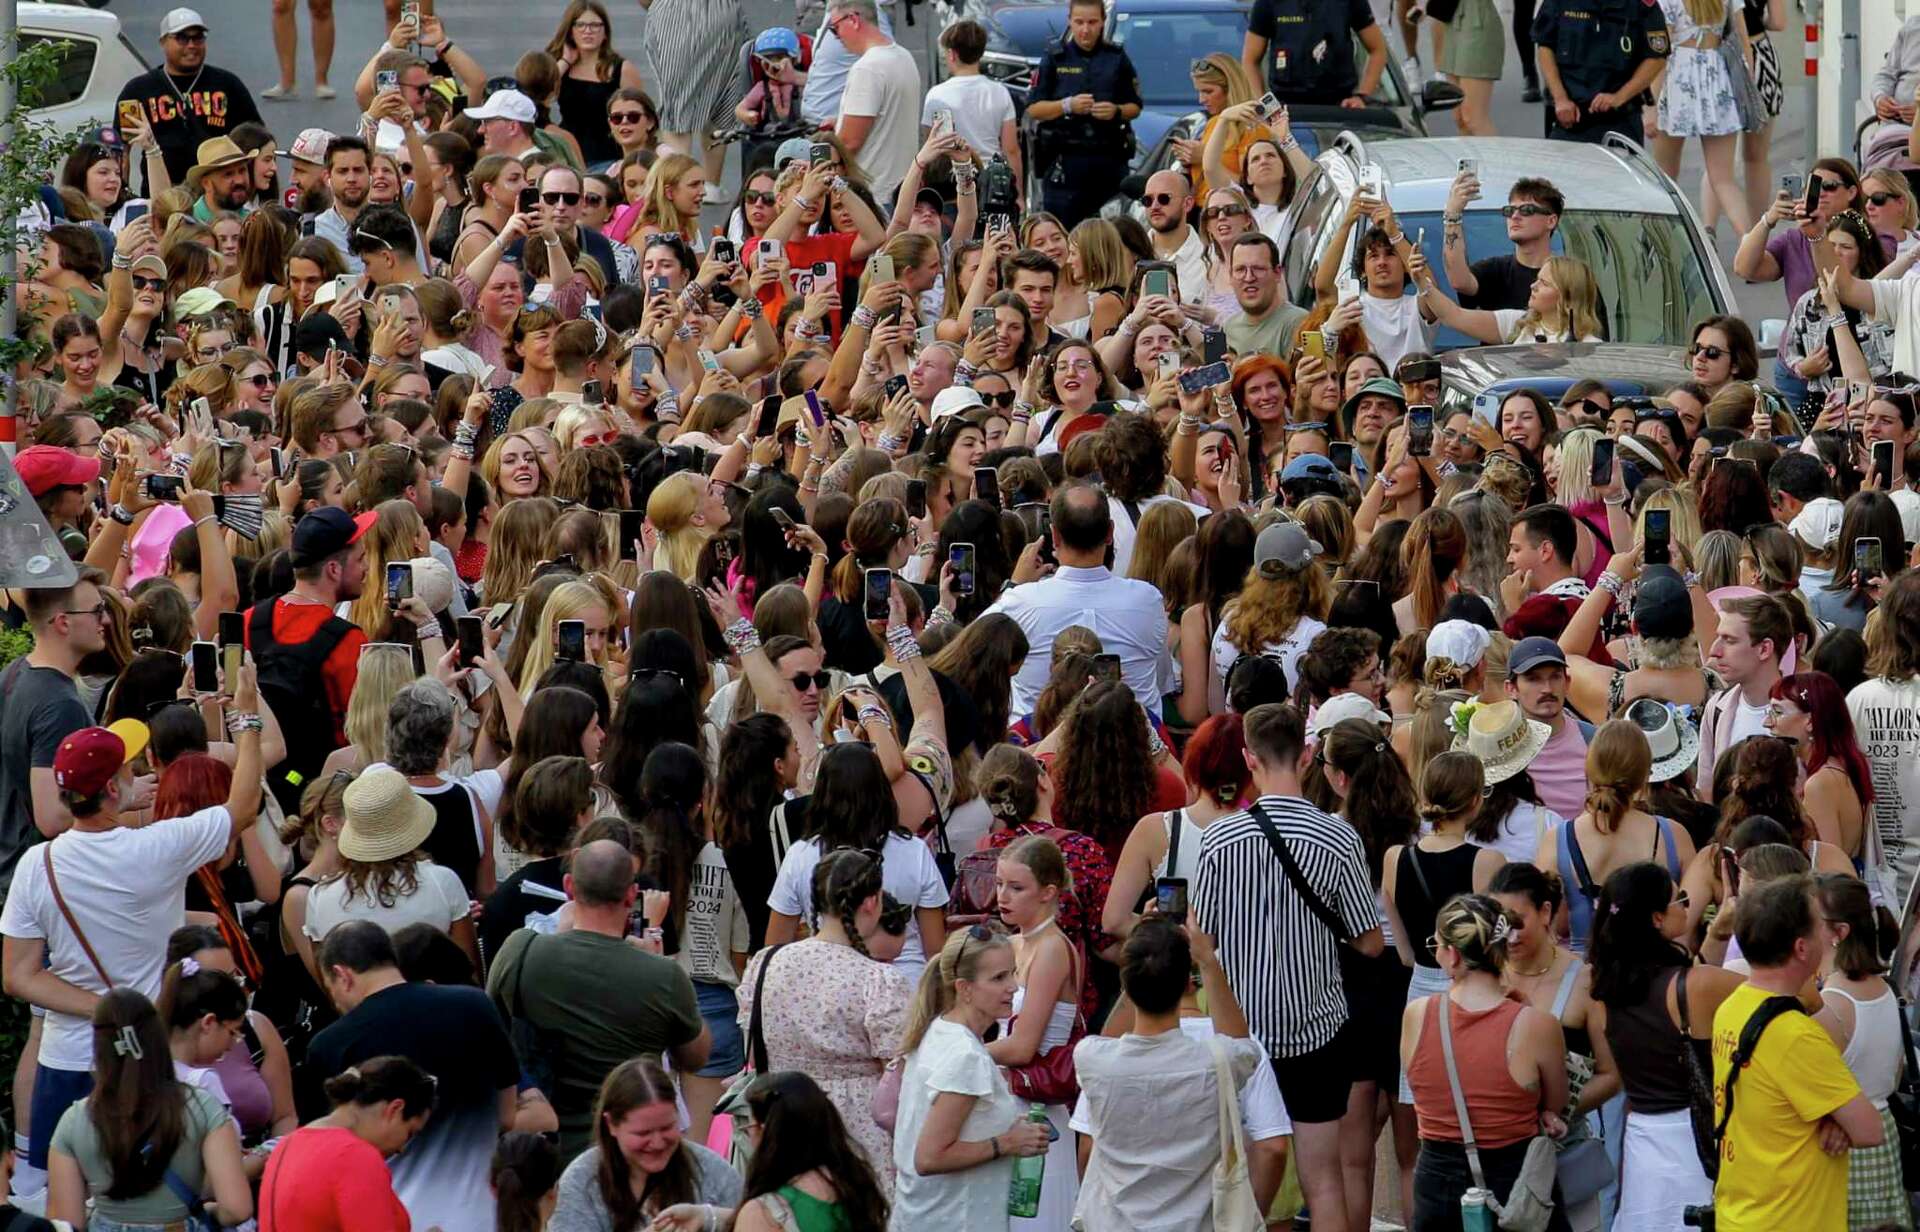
[1207,1035,1265,1232]
[1436,997,1557,1232]
[1674,968,1721,1179]
[1246,801,1367,1012]
[1716,6,1764,132]
[717,943,788,1167]
[43,843,113,990]
[1884,977,1920,1187]
[1547,963,1611,1207]
[1006,942,1086,1106]
[504,932,557,1095]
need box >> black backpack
[248,600,354,815]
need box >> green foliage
[3,35,90,383]
[0,624,33,667]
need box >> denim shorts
[694,979,745,1078]
[28,1065,93,1170]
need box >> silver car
[1272,134,1739,349]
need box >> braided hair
[810,847,884,960]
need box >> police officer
[1241,0,1388,108]
[1533,0,1670,144]
[1027,0,1142,228]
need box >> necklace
[1511,942,1559,979]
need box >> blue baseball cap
[754,27,801,58]
[1280,454,1338,484]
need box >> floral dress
[1656,0,1744,138]
[737,938,912,1191]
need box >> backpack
[248,600,354,815]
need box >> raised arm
[1440,170,1481,296]
[223,666,265,842]
[1412,251,1505,343]
[183,484,239,640]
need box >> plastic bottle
[1007,1103,1049,1217]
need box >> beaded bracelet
[856,703,894,731]
[1596,573,1625,597]
[723,617,760,656]
[926,604,955,631]
[876,431,905,454]
[225,712,263,737]
[740,296,764,320]
[453,421,479,448]
[416,619,444,641]
[886,624,921,662]
[850,304,879,332]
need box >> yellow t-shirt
[1709,982,1862,1232]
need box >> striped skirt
[640,0,749,133]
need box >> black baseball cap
[291,507,376,567]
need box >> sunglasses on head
[790,670,831,691]
[1500,203,1553,218]
[1141,192,1180,207]
[352,227,392,251]
[1284,420,1329,434]
[542,191,581,205]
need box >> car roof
[19,1,126,35]
[1340,137,1678,216]
[1443,342,1692,395]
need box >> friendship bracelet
[850,304,879,332]
[1596,573,1625,597]
[886,623,921,662]
[740,295,764,320]
[926,604,955,631]
[225,712,263,736]
[415,619,444,641]
[723,617,760,656]
[876,431,905,454]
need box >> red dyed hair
[1230,353,1292,407]
[1771,672,1874,808]
[154,753,232,823]
[1183,713,1251,805]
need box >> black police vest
[1263,1,1358,102]
[1552,0,1643,101]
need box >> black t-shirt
[300,980,517,1120]
[117,64,263,194]
[1247,0,1375,103]
[478,856,568,970]
[1459,254,1541,312]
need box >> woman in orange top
[1168,54,1265,203]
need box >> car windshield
[1395,209,1719,349]
[1109,10,1252,107]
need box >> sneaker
[1401,56,1422,86]
[314,83,337,100]
[1521,81,1543,104]
[261,83,296,101]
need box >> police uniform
[1247,0,1377,104]
[1029,33,1143,227]
[1532,0,1670,144]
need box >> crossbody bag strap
[1713,997,1807,1144]
[1564,823,1601,905]
[1549,958,1584,1019]
[1247,802,1350,942]
[1435,995,1490,1192]
[1889,978,1920,1102]
[1166,810,1182,877]
[43,843,113,989]
[750,943,787,1075]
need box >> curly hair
[1710,734,1811,853]
[1221,563,1330,660]
[1049,680,1155,856]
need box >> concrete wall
[1816,0,1910,158]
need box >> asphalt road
[115,0,1804,320]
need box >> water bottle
[1460,1186,1495,1232]
[1006,1103,1049,1217]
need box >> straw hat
[337,767,436,863]
[1457,699,1550,786]
[1624,698,1700,783]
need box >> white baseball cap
[160,8,208,37]
[464,90,536,124]
[1787,496,1844,553]
[929,386,983,422]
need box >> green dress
[763,1184,852,1231]
[1437,0,1507,82]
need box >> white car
[20,2,150,136]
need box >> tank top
[1407,995,1541,1147]
[1155,808,1206,882]
[209,1023,276,1139]
[415,779,483,898]
[1604,966,1701,1114]
[1556,815,1682,955]
[559,65,623,167]
[1825,984,1903,1107]
[1397,842,1485,968]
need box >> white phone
[1358,165,1384,199]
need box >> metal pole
[1804,3,1820,169]
[1,0,18,460]
[1838,0,1861,158]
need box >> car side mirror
[1119,173,1147,201]
[1422,79,1465,113]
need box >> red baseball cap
[52,720,150,798]
[15,445,101,499]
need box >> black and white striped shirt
[1193,794,1376,1059]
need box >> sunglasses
[1500,203,1554,218]
[582,193,605,207]
[169,30,208,42]
[243,373,274,389]
[790,670,831,691]
[977,389,1016,408]
[131,275,166,293]
[1202,203,1249,220]
[352,227,392,251]
[1866,191,1900,207]
[1813,176,1846,193]
[1688,344,1727,361]
[743,189,778,206]
[1567,397,1609,419]
[1140,192,1181,208]
[610,110,649,125]
[542,191,582,206]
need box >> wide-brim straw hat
[1624,697,1701,783]
[338,766,436,863]
[1457,699,1551,786]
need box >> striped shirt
[1193,795,1376,1059]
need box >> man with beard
[1140,170,1206,302]
[501,165,619,293]
[1504,637,1589,818]
[186,137,263,223]
[281,128,335,214]
[1222,234,1306,358]
[312,137,375,274]
[117,8,262,193]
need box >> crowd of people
[10,0,1920,1229]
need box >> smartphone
[189,641,219,694]
[973,466,1000,509]
[1407,404,1434,457]
[753,394,782,438]
[1328,441,1355,473]
[333,274,359,303]
[1644,508,1672,566]
[1302,330,1327,362]
[1142,268,1172,301]
[931,108,955,138]
[1035,508,1055,563]
[646,274,670,297]
[802,389,826,428]
[811,261,831,282]
[810,141,834,167]
[1590,435,1615,486]
[883,373,910,403]
[871,254,895,284]
[1093,653,1123,683]
[401,0,419,22]
[971,307,997,336]
[581,379,603,407]
[863,567,892,621]
[269,446,287,478]
[1179,360,1232,395]
[189,396,214,436]
[144,474,183,502]
[519,186,541,214]
[118,100,143,132]
[756,236,783,262]
[1873,439,1896,489]
[376,69,400,93]
[217,611,245,683]
[1156,351,1181,378]
[770,507,796,531]
[1780,173,1803,202]
[950,542,976,596]
[457,614,485,668]
[630,346,657,378]
[1803,171,1821,216]
[1358,165,1384,198]
[617,509,646,562]
[556,619,587,662]
[1154,876,1189,924]
[696,349,721,374]
[1458,157,1479,179]
[711,237,736,266]
[1255,92,1281,121]
[124,201,150,225]
[1857,537,1885,581]
[386,560,413,605]
[1201,326,1228,365]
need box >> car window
[1283,173,1342,308]
[1395,210,1718,348]
[21,33,98,109]
[1110,11,1252,107]
[1356,37,1404,107]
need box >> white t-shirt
[1868,277,1920,380]
[0,806,233,1071]
[1728,694,1771,747]
[1359,292,1433,370]
[1209,612,1327,707]
[1849,676,1920,907]
[1109,493,1210,578]
[922,75,1014,163]
[841,42,923,199]
[302,859,469,942]
[767,831,950,979]
[1491,308,1602,345]
[891,1017,1023,1230]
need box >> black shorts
[1269,1020,1359,1124]
[1347,949,1413,1092]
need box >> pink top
[451,271,592,389]
[129,502,192,584]
[209,1026,275,1138]
[1528,718,1590,820]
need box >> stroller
[729,27,817,178]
